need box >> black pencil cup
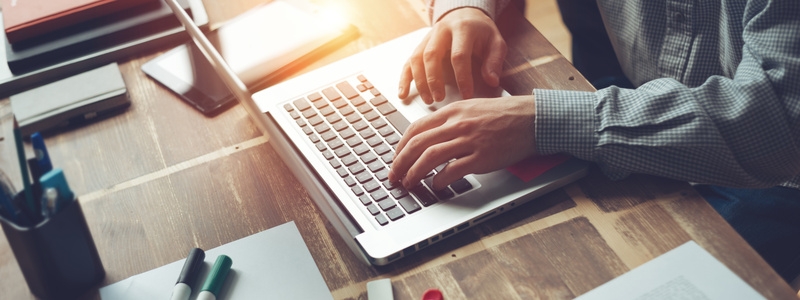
[0,193,105,299]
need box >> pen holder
[0,193,105,299]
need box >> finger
[408,35,433,104]
[450,30,474,99]
[394,106,455,155]
[431,154,479,190]
[389,122,460,183]
[402,139,472,188]
[481,36,507,87]
[398,62,413,102]
[422,29,451,102]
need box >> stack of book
[1,0,192,74]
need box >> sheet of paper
[99,221,332,300]
[576,241,764,300]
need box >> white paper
[576,241,764,300]
[99,221,332,300]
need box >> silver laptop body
[167,0,588,265]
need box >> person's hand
[398,7,507,104]
[388,95,537,190]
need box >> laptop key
[363,180,381,193]
[319,105,335,116]
[385,133,400,145]
[332,121,348,132]
[337,168,348,178]
[385,111,410,134]
[352,186,364,196]
[315,142,326,151]
[353,144,370,156]
[368,161,384,173]
[351,95,366,107]
[321,131,337,142]
[329,159,341,169]
[314,100,329,110]
[374,144,391,155]
[375,214,389,226]
[359,195,372,205]
[381,152,394,164]
[327,138,344,150]
[284,103,294,112]
[367,204,380,215]
[410,185,438,206]
[366,136,383,147]
[326,113,342,124]
[348,163,366,175]
[293,98,311,111]
[370,95,388,106]
[375,169,389,181]
[357,74,368,82]
[340,105,355,116]
[344,176,356,187]
[322,87,341,101]
[308,134,320,143]
[302,126,313,135]
[371,118,387,129]
[376,102,396,115]
[340,128,356,140]
[352,120,369,131]
[370,189,388,201]
[363,110,380,121]
[334,147,350,158]
[359,128,376,139]
[336,81,360,99]
[357,104,373,114]
[307,92,323,102]
[361,152,378,164]
[451,178,473,194]
[397,196,421,214]
[331,99,348,109]
[289,110,301,119]
[357,84,367,92]
[424,177,454,200]
[301,108,316,119]
[378,126,394,137]
[321,150,333,160]
[377,199,396,211]
[356,172,373,184]
[390,188,408,199]
[386,207,405,221]
[346,136,362,148]
[314,123,330,134]
[307,115,324,126]
[341,154,358,166]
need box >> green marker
[197,255,232,300]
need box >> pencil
[12,116,35,213]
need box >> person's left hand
[388,95,538,190]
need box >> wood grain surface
[0,0,795,299]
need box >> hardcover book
[1,0,156,43]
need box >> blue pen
[39,169,74,213]
[12,116,35,214]
[30,132,53,177]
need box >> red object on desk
[1,0,155,43]
[506,154,572,182]
[422,288,443,300]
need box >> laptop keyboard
[283,75,475,226]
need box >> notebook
[166,0,589,265]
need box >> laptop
[166,0,588,265]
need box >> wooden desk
[0,0,796,299]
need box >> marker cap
[201,255,232,296]
[177,248,205,284]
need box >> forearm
[534,72,800,187]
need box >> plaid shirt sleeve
[535,0,800,189]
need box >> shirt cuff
[431,0,498,23]
[533,88,599,160]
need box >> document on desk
[576,241,764,300]
[99,221,332,299]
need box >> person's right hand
[398,7,507,104]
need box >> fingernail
[398,87,404,96]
